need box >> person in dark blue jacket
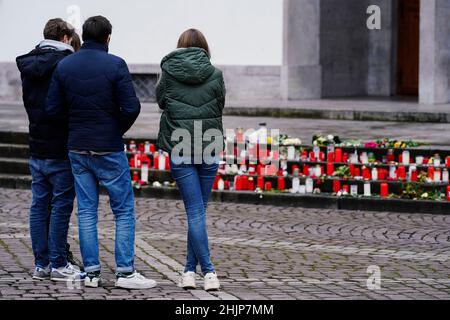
[16,18,85,282]
[46,15,156,290]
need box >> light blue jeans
[170,157,219,275]
[68,151,135,274]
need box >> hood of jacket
[160,47,215,85]
[16,40,73,79]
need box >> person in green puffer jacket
[156,29,225,291]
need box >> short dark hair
[177,29,210,57]
[82,16,112,43]
[43,18,75,41]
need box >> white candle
[443,169,449,183]
[158,152,166,171]
[291,177,300,193]
[402,151,410,165]
[389,165,396,179]
[217,178,225,191]
[305,178,314,193]
[371,168,378,181]
[287,146,295,160]
[416,156,424,165]
[350,185,358,196]
[299,185,306,194]
[144,141,151,153]
[364,183,371,196]
[434,170,441,182]
[141,163,148,183]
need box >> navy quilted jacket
[46,40,140,152]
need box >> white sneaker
[85,271,101,288]
[50,263,86,282]
[179,271,196,289]
[204,272,220,291]
[33,266,51,280]
[115,271,157,289]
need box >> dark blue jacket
[16,45,72,159]
[46,41,140,152]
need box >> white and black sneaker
[50,263,86,282]
[33,266,51,280]
[204,272,220,291]
[85,271,101,288]
[115,271,157,289]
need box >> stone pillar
[281,0,321,100]
[419,0,450,104]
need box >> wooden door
[397,0,420,95]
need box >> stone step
[0,131,28,145]
[0,173,448,214]
[0,143,29,158]
[0,157,29,174]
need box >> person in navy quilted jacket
[46,15,156,290]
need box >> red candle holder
[132,171,139,182]
[265,181,272,191]
[342,153,349,163]
[327,152,335,163]
[380,183,389,198]
[277,177,285,191]
[335,148,343,163]
[354,167,361,177]
[362,167,371,180]
[257,176,264,189]
[348,164,355,177]
[410,169,418,182]
[303,165,310,176]
[247,178,254,191]
[397,166,406,180]
[428,167,435,180]
[224,180,230,190]
[327,163,335,176]
[447,185,450,201]
[291,165,299,175]
[342,185,349,193]
[241,175,249,190]
[333,179,341,193]
[446,156,450,168]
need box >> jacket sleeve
[219,73,226,112]
[155,72,167,110]
[45,67,67,120]
[115,59,141,134]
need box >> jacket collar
[81,40,109,52]
[38,39,74,53]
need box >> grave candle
[153,152,159,169]
[299,185,306,194]
[371,167,378,181]
[319,152,325,162]
[141,163,149,183]
[224,180,230,190]
[159,152,166,171]
[348,164,355,177]
[132,171,139,182]
[234,176,242,191]
[327,163,335,176]
[277,177,285,191]
[342,153,349,163]
[291,165,299,175]
[362,167,371,180]
[265,181,272,191]
[303,165,310,176]
[305,178,314,193]
[416,156,424,165]
[402,150,410,165]
[446,156,450,168]
[364,183,371,196]
[380,183,389,198]
[350,185,358,196]
[257,176,264,189]
[354,167,361,177]
[335,148,343,163]
[138,143,145,153]
[287,146,296,160]
[397,166,406,180]
[144,141,151,153]
[333,179,341,193]
[410,169,418,182]
[327,151,335,163]
[241,175,249,190]
[428,166,435,181]
[434,169,441,182]
[443,169,449,183]
[217,177,225,191]
[447,185,450,201]
[342,185,349,194]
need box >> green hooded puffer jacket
[156,47,226,156]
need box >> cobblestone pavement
[1,188,450,300]
[1,102,450,147]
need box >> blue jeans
[68,151,135,274]
[170,157,219,275]
[29,158,75,269]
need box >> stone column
[281,0,321,100]
[419,0,450,104]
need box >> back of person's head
[177,28,210,57]
[82,15,112,44]
[71,32,81,52]
[43,18,75,42]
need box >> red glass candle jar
[410,169,418,182]
[303,165,310,176]
[380,183,389,198]
[428,166,435,180]
[447,185,450,201]
[327,163,335,176]
[257,176,264,189]
[342,152,349,163]
[333,179,341,193]
[342,185,349,193]
[241,175,249,190]
[446,156,450,168]
[247,178,254,191]
[348,164,355,177]
[309,151,316,162]
[335,148,343,163]
[138,143,145,153]
[354,167,361,177]
[277,177,285,191]
[291,165,299,175]
[153,154,159,170]
[319,152,325,162]
[132,171,139,182]
[265,181,272,191]
[397,166,406,180]
[327,152,334,163]
[213,176,220,190]
[362,167,371,180]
